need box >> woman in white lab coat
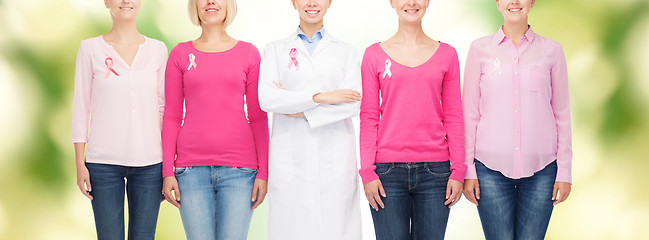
[258,0,362,239]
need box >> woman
[359,0,465,239]
[72,0,167,239]
[462,0,572,239]
[258,0,362,239]
[161,0,269,239]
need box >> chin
[201,18,226,25]
[302,17,324,24]
[117,15,138,21]
[399,16,423,23]
[504,17,527,24]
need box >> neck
[105,18,141,42]
[502,21,529,41]
[394,20,427,44]
[197,24,230,42]
[298,20,323,40]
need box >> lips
[508,8,523,12]
[305,10,320,15]
[206,8,219,12]
[119,6,134,10]
[405,9,419,14]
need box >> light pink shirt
[463,27,572,183]
[72,36,168,167]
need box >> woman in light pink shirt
[462,0,572,239]
[72,0,167,239]
[360,0,465,239]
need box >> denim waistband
[376,161,449,168]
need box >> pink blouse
[72,36,167,167]
[463,27,572,183]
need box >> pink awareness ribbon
[187,53,197,71]
[493,58,502,75]
[383,59,392,79]
[105,58,119,78]
[288,48,300,70]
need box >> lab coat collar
[288,26,339,57]
[289,26,339,43]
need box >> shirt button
[514,109,519,113]
[515,147,519,151]
[514,90,518,94]
[514,72,519,75]
[515,129,519,132]
[514,57,518,61]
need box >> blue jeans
[475,159,556,240]
[86,162,162,240]
[370,162,452,240]
[175,165,257,240]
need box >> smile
[305,10,320,15]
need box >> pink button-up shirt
[72,36,168,167]
[463,27,572,183]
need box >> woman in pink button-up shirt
[462,0,573,239]
[72,0,167,239]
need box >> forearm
[359,110,380,184]
[74,143,86,167]
[303,101,360,128]
[248,114,269,180]
[258,86,320,114]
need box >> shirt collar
[296,26,325,42]
[492,25,536,45]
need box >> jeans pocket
[375,164,392,176]
[174,167,191,177]
[234,167,258,174]
[425,163,451,177]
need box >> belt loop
[390,163,395,168]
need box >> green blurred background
[0,0,648,239]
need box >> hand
[363,179,386,211]
[76,165,93,200]
[285,112,305,118]
[552,181,571,205]
[445,179,463,208]
[313,89,361,104]
[463,179,480,205]
[251,179,268,210]
[163,176,181,208]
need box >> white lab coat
[259,29,362,240]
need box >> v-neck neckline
[377,41,443,69]
[100,35,147,69]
